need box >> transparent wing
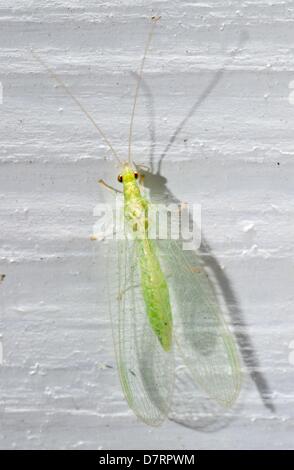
[156,238,241,407]
[108,237,174,426]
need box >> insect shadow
[132,32,275,430]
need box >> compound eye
[134,171,139,179]
[117,174,123,183]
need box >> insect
[33,16,241,426]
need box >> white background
[0,0,294,449]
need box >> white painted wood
[1,0,294,449]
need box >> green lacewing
[33,16,241,426]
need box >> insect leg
[98,179,122,194]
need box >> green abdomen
[138,238,172,352]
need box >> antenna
[128,16,160,165]
[31,49,122,164]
